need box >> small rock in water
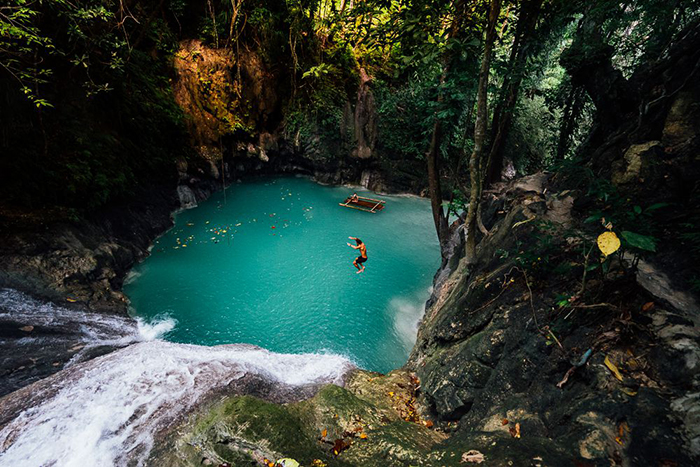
[19,325,34,333]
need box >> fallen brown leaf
[604,355,624,381]
[332,438,350,457]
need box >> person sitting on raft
[350,193,359,203]
[347,236,368,274]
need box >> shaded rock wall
[408,174,699,466]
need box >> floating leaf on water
[604,355,624,381]
[461,450,485,463]
[597,231,621,256]
[642,302,655,312]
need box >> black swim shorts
[356,256,367,264]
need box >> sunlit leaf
[597,231,621,256]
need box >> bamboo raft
[339,195,386,213]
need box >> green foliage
[0,1,191,209]
[375,77,436,161]
[620,230,657,252]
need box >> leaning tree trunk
[426,112,449,247]
[465,0,501,264]
[485,0,542,186]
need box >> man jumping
[347,237,368,273]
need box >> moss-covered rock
[152,370,446,466]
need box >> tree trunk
[465,0,501,264]
[426,112,449,247]
[425,0,467,255]
[560,15,636,134]
[555,84,584,160]
[485,0,542,186]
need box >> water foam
[391,287,432,351]
[0,290,353,466]
[0,341,352,466]
[0,288,175,365]
[135,315,177,341]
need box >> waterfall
[0,290,353,466]
[176,185,197,209]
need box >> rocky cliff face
[410,174,699,465]
[170,39,426,198]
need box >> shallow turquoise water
[125,176,440,373]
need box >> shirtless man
[347,237,367,273]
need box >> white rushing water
[391,286,432,352]
[0,290,354,466]
[0,288,176,365]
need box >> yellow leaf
[321,429,327,438]
[359,433,367,439]
[620,387,637,396]
[604,355,624,381]
[597,231,621,256]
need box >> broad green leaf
[621,231,656,252]
[645,203,670,213]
